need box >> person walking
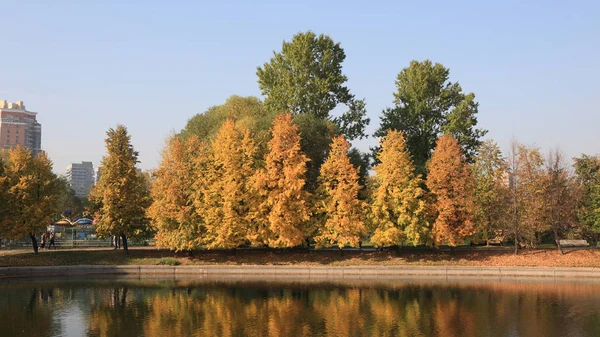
[40,232,47,249]
[48,231,56,249]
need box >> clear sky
[1,0,599,173]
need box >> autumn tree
[314,136,366,249]
[252,113,311,247]
[543,150,579,254]
[148,135,207,251]
[196,120,257,249]
[370,130,428,248]
[0,147,60,253]
[573,154,600,241]
[257,31,369,140]
[426,135,475,246]
[0,157,8,236]
[472,140,510,245]
[89,125,152,253]
[375,60,487,174]
[507,140,546,254]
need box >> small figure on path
[48,231,56,249]
[40,232,46,249]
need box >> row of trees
[2,30,598,255]
[148,111,599,254]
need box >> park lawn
[1,247,600,268]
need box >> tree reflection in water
[1,278,600,337]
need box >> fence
[0,225,150,250]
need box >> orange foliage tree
[426,134,475,246]
[370,130,429,247]
[251,113,311,247]
[148,135,207,251]
[315,136,366,248]
[197,120,257,249]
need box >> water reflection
[1,276,600,337]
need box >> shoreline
[3,264,600,279]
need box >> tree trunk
[485,215,491,246]
[339,247,344,257]
[121,233,128,254]
[555,238,564,255]
[30,234,38,254]
[514,224,519,256]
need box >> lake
[1,275,600,337]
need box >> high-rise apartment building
[94,166,101,185]
[0,100,42,155]
[66,161,95,198]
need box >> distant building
[94,166,101,185]
[0,100,42,155]
[66,162,95,197]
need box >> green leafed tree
[370,130,429,248]
[257,31,369,140]
[179,95,276,159]
[573,154,600,240]
[375,60,487,174]
[89,125,152,253]
[472,140,511,245]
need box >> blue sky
[1,0,598,173]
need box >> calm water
[1,276,600,337]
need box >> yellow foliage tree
[252,113,311,247]
[315,135,366,248]
[0,147,60,253]
[148,135,207,251]
[89,125,152,253]
[197,120,257,249]
[426,134,475,246]
[370,130,429,247]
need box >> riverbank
[1,247,600,268]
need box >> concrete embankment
[2,265,600,279]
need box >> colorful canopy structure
[53,218,94,227]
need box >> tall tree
[180,95,276,157]
[55,177,85,219]
[197,120,257,249]
[426,135,475,247]
[252,113,311,247]
[507,140,545,254]
[348,147,371,200]
[472,140,510,245]
[89,125,152,253]
[148,135,207,251]
[370,130,429,248]
[315,136,366,249]
[375,60,487,174]
[257,31,369,140]
[294,113,338,192]
[573,154,600,240]
[0,147,60,253]
[543,150,578,254]
[0,157,8,237]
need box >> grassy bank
[1,247,600,268]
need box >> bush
[158,258,180,266]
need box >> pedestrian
[40,232,46,249]
[48,231,56,249]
